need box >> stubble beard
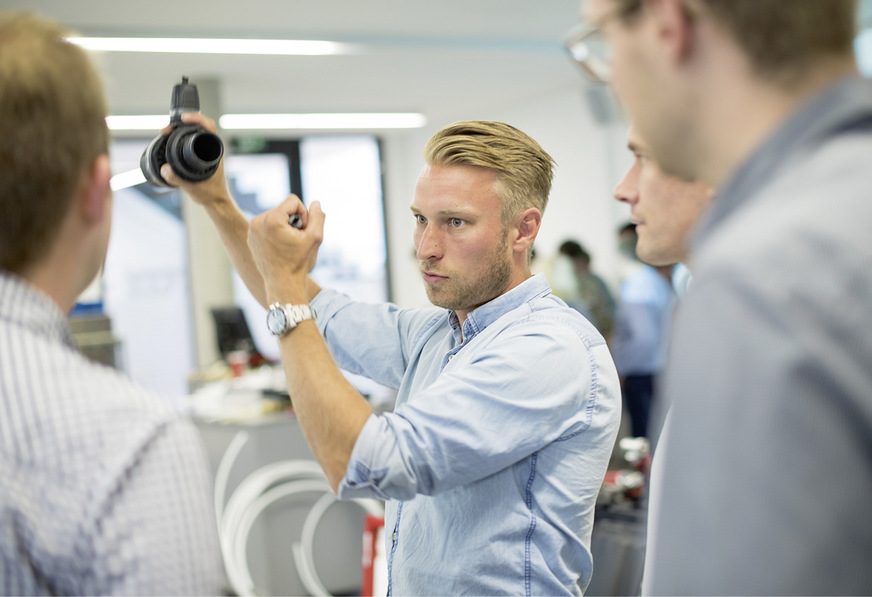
[422,229,512,313]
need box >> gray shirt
[647,76,872,595]
[0,272,224,595]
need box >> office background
[6,0,872,400]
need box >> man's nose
[416,224,443,261]
[614,164,640,205]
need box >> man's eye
[415,214,427,225]
[450,218,465,227]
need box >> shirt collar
[453,274,551,341]
[0,270,76,349]
[694,76,872,247]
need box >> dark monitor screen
[211,306,256,359]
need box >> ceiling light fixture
[67,36,353,55]
[106,113,427,131]
[106,115,172,130]
[220,113,427,130]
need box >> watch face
[267,307,287,335]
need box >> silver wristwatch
[266,302,316,337]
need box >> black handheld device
[140,77,224,187]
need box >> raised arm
[247,195,371,491]
[157,111,327,307]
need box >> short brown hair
[698,0,857,88]
[616,0,857,88]
[0,11,109,273]
[422,121,556,225]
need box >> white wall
[381,82,633,309]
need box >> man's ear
[513,207,542,252]
[645,0,697,64]
[79,154,112,225]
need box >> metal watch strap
[284,303,315,325]
[267,302,316,336]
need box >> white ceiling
[8,0,589,132]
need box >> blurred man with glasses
[566,0,872,594]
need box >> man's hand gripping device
[140,77,224,187]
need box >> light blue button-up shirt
[312,274,621,596]
[611,264,677,376]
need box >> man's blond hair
[422,121,556,225]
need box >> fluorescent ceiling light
[67,36,352,55]
[110,168,147,191]
[220,113,427,130]
[106,113,427,131]
[106,115,171,130]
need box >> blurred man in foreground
[571,0,872,592]
[0,11,223,595]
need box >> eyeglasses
[564,1,641,84]
[564,23,612,84]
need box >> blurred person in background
[550,239,616,339]
[0,11,223,595]
[613,121,712,593]
[611,123,713,444]
[608,224,675,440]
[615,123,712,295]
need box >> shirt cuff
[338,413,390,500]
